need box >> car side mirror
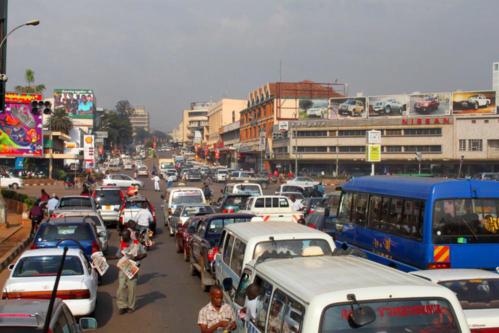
[8,264,14,271]
[222,277,233,292]
[79,317,98,331]
[348,305,376,328]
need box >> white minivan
[215,222,335,301]
[240,195,303,223]
[215,168,229,182]
[222,255,470,333]
[162,187,206,234]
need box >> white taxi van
[215,222,335,302]
[222,255,469,333]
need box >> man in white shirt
[47,194,59,215]
[135,205,153,242]
[152,175,161,192]
[290,195,303,212]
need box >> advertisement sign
[83,135,95,168]
[366,144,381,162]
[53,89,95,126]
[0,93,43,157]
[368,94,408,117]
[452,90,496,115]
[298,99,329,119]
[329,97,367,118]
[278,121,289,132]
[408,92,451,116]
[367,130,382,144]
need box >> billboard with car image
[452,90,496,115]
[408,92,451,116]
[329,97,367,119]
[368,94,408,117]
[298,99,329,119]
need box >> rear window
[13,255,83,277]
[235,185,261,195]
[320,299,459,333]
[439,278,499,309]
[39,224,93,241]
[95,190,122,205]
[207,217,252,235]
[224,196,250,208]
[182,206,214,217]
[125,200,149,209]
[253,239,332,260]
[172,191,204,204]
[59,197,92,208]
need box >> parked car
[136,165,149,177]
[102,174,143,189]
[164,168,178,181]
[413,96,439,113]
[32,219,102,260]
[229,171,269,189]
[215,194,252,213]
[372,98,405,115]
[118,194,156,234]
[286,176,319,187]
[0,173,23,189]
[170,204,214,238]
[186,169,202,182]
[410,269,499,332]
[3,248,98,317]
[189,213,254,291]
[338,99,365,116]
[214,168,228,182]
[92,186,124,227]
[0,299,97,332]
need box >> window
[223,235,235,264]
[351,192,368,225]
[385,145,402,153]
[469,139,483,151]
[385,129,402,136]
[338,146,366,153]
[255,198,264,208]
[495,63,499,71]
[279,198,289,208]
[459,139,466,151]
[53,312,70,333]
[265,197,272,207]
[401,199,424,239]
[296,146,328,153]
[230,239,246,276]
[296,130,327,137]
[234,270,252,306]
[404,145,441,153]
[254,277,274,331]
[197,223,207,237]
[338,130,366,137]
[337,192,353,223]
[404,128,442,136]
[267,289,305,333]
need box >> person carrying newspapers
[114,229,147,314]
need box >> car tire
[385,106,391,114]
[183,246,190,262]
[200,263,210,292]
[11,183,19,190]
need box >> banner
[83,135,95,168]
[452,91,496,115]
[298,99,329,119]
[329,97,367,118]
[53,89,95,126]
[368,95,408,117]
[408,93,451,116]
[0,93,43,157]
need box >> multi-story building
[219,121,240,168]
[130,107,150,135]
[239,80,344,170]
[494,62,499,107]
[170,120,184,143]
[181,102,213,145]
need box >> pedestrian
[290,195,304,212]
[115,229,147,314]
[81,184,91,196]
[198,285,236,333]
[152,174,161,192]
[135,203,154,240]
[28,199,44,236]
[203,183,212,201]
[133,169,138,179]
[47,194,59,216]
[40,189,49,203]
[273,169,279,178]
[317,181,325,195]
[167,174,174,188]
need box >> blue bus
[334,176,499,272]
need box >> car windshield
[320,299,459,333]
[13,255,84,277]
[39,224,92,242]
[172,192,204,204]
[234,185,260,195]
[253,239,332,260]
[433,199,499,243]
[95,190,122,205]
[217,170,228,175]
[439,278,499,309]
[59,197,92,208]
[182,206,213,217]
[224,196,250,208]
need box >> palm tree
[49,108,73,134]
[14,69,46,94]
[25,69,35,88]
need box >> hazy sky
[6,0,499,131]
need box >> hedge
[1,189,36,208]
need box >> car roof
[53,210,99,217]
[19,248,83,258]
[410,269,499,282]
[252,256,448,304]
[126,194,148,202]
[0,299,63,328]
[60,195,92,199]
[43,219,95,226]
[94,186,121,191]
[168,187,202,192]
[201,213,255,221]
[224,221,330,242]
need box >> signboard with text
[83,135,95,168]
[53,89,95,127]
[366,144,381,162]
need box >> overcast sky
[6,0,499,131]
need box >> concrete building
[181,102,213,145]
[219,121,240,168]
[170,120,184,143]
[494,62,499,107]
[239,80,344,170]
[130,107,150,135]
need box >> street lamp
[0,19,40,52]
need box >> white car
[123,163,133,170]
[102,173,143,189]
[286,176,319,187]
[467,94,491,109]
[410,269,499,332]
[0,173,23,189]
[3,248,98,317]
[137,165,149,177]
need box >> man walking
[47,194,59,216]
[198,285,236,333]
[116,229,147,314]
[152,174,161,192]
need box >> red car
[176,216,205,262]
[414,96,439,114]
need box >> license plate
[103,205,113,210]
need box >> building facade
[206,98,246,146]
[130,107,150,135]
[494,62,499,106]
[181,102,213,145]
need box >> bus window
[368,195,383,228]
[401,200,424,239]
[337,192,353,223]
[351,192,368,225]
[433,198,499,243]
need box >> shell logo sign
[84,136,93,144]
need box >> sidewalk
[0,212,32,272]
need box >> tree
[14,68,46,94]
[49,108,73,134]
[115,100,134,117]
[100,110,133,150]
[152,130,171,143]
[134,128,151,143]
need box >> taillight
[427,262,451,269]
[308,223,317,229]
[92,241,100,253]
[223,209,228,213]
[471,329,499,333]
[207,246,219,262]
[119,215,124,224]
[30,243,38,249]
[4,289,90,300]
[308,209,315,215]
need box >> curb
[0,234,31,272]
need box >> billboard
[298,99,329,119]
[408,92,451,116]
[329,97,367,118]
[452,90,496,115]
[368,94,408,117]
[0,93,43,157]
[53,89,95,126]
[83,134,95,168]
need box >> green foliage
[115,100,134,117]
[54,169,67,181]
[14,69,46,94]
[49,108,73,134]
[135,128,151,143]
[100,110,133,149]
[1,189,36,208]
